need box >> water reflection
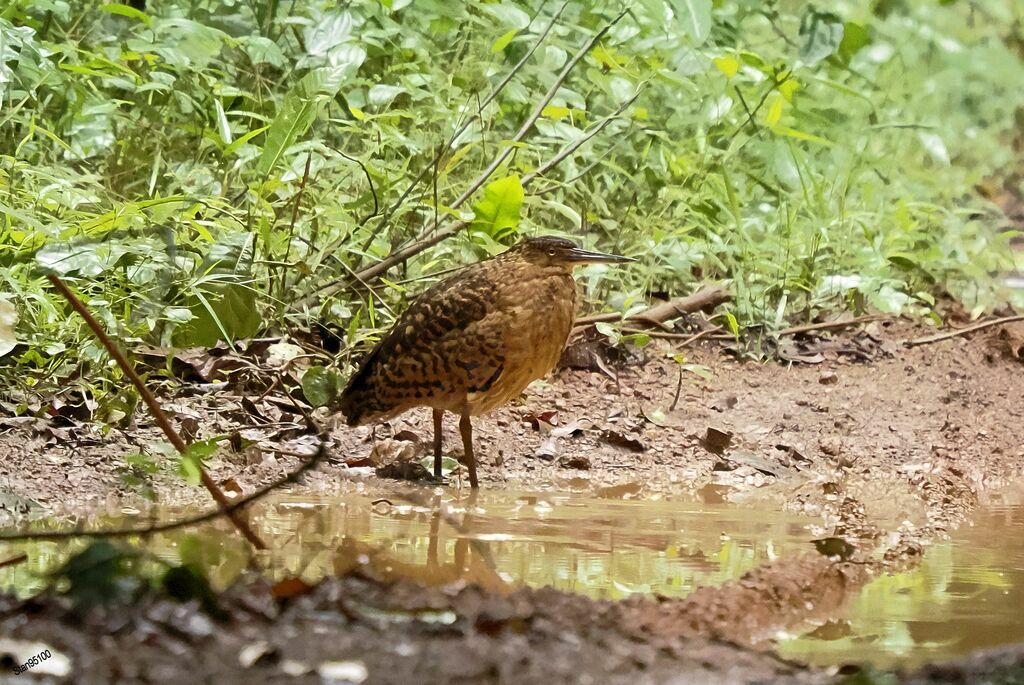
[780,502,1024,668]
[0,489,815,601]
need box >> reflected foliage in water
[0,489,813,601]
[781,503,1024,668]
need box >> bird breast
[465,266,577,415]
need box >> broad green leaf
[179,439,220,484]
[798,8,844,66]
[174,233,261,346]
[470,175,524,240]
[419,455,460,477]
[838,22,870,63]
[304,11,354,57]
[479,4,530,29]
[713,55,739,78]
[541,105,571,120]
[241,36,287,67]
[491,29,518,54]
[671,0,712,45]
[302,365,344,407]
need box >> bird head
[507,236,635,269]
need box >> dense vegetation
[1,0,1022,407]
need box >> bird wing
[338,264,506,423]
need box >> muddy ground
[1,318,1023,684]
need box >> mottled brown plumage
[338,236,633,487]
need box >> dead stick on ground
[45,274,267,550]
[774,314,890,337]
[904,315,1024,348]
[572,285,731,336]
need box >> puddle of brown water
[4,488,1022,670]
[0,488,818,600]
[780,502,1024,669]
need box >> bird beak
[564,247,636,264]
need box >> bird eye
[548,249,556,256]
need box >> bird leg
[459,413,479,489]
[432,408,444,478]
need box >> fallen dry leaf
[272,577,315,601]
[701,427,732,455]
[599,430,645,453]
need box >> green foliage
[301,364,345,407]
[50,540,224,615]
[178,439,219,484]
[471,175,525,241]
[0,0,1021,406]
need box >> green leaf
[491,28,519,54]
[724,311,740,338]
[595,321,620,344]
[240,35,287,67]
[302,365,344,407]
[257,60,364,176]
[470,175,524,240]
[419,455,460,477]
[174,232,262,346]
[100,3,152,25]
[214,99,232,145]
[838,22,870,63]
[478,4,531,29]
[671,0,712,45]
[798,8,845,66]
[179,438,219,484]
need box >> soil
[1,318,1023,684]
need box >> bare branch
[351,91,637,286]
[44,274,267,550]
[905,315,1024,347]
[573,286,732,335]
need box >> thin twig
[0,553,28,569]
[0,441,327,542]
[904,315,1024,348]
[338,149,380,227]
[45,274,267,550]
[280,151,313,296]
[449,7,629,211]
[621,326,721,345]
[775,314,889,337]
[351,10,629,286]
[669,365,684,412]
